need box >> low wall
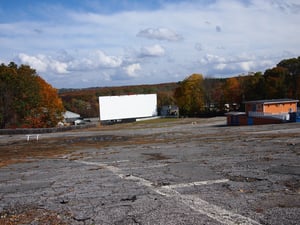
[0,124,96,135]
[252,117,282,125]
[226,114,283,126]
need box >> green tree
[0,63,18,128]
[264,67,289,99]
[15,65,42,127]
[277,57,300,99]
[242,72,265,101]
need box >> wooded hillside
[1,56,298,128]
[60,56,300,118]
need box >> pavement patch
[76,160,261,225]
[1,118,299,224]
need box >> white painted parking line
[124,164,168,170]
[76,160,261,225]
[76,160,105,167]
[175,194,261,225]
[163,179,229,189]
[123,176,260,225]
[77,160,167,170]
[102,160,130,164]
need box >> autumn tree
[0,63,64,128]
[203,77,225,112]
[157,91,175,108]
[222,77,243,106]
[174,74,205,116]
[23,76,64,128]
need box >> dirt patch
[0,205,70,225]
[226,175,265,182]
[0,132,136,167]
[142,152,171,160]
[0,141,74,168]
[0,132,172,168]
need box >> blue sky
[1,0,299,88]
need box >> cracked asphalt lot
[0,117,299,225]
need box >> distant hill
[59,56,300,118]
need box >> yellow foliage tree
[174,74,205,116]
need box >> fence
[248,111,290,120]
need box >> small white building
[63,111,81,123]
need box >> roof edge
[243,99,299,104]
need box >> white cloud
[95,50,122,68]
[139,44,165,57]
[124,63,141,77]
[49,60,69,74]
[1,0,300,88]
[137,28,183,41]
[199,53,275,76]
[239,61,254,71]
[200,54,226,65]
[18,53,68,74]
[68,58,95,71]
[67,50,123,71]
[18,53,48,72]
[18,50,124,76]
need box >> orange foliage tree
[23,77,64,128]
[222,77,242,105]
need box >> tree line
[62,56,300,118]
[0,62,64,128]
[1,56,299,128]
[175,56,300,116]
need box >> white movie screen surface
[99,94,157,121]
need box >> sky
[0,0,300,88]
